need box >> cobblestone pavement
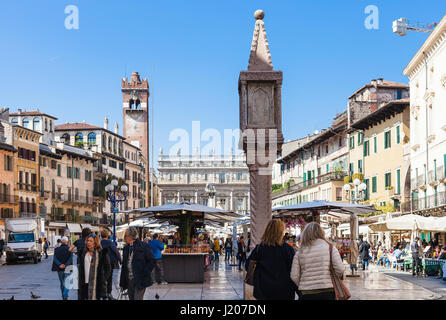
[0,252,443,300]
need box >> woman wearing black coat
[245,220,298,300]
[78,234,112,300]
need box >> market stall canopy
[66,223,82,233]
[369,214,446,232]
[273,200,377,217]
[136,201,243,223]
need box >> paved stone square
[1,252,445,300]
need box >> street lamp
[106,179,128,244]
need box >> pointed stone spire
[248,10,273,71]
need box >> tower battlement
[122,71,149,90]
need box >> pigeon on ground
[8,295,14,300]
[155,293,160,300]
[30,291,40,299]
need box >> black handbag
[244,245,260,286]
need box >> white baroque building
[403,13,446,216]
[157,150,250,214]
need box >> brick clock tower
[122,71,150,205]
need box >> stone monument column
[239,10,284,251]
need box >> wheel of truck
[33,257,38,264]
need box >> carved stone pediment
[424,91,435,104]
[441,75,446,89]
[411,105,420,120]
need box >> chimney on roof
[377,78,384,85]
[82,120,86,123]
[17,108,22,114]
[114,122,119,134]
[371,79,377,87]
[104,117,109,130]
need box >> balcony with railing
[0,194,16,204]
[412,174,426,191]
[54,194,94,205]
[49,213,83,223]
[401,191,446,213]
[272,171,347,199]
[19,212,39,218]
[16,183,38,192]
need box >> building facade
[403,14,446,217]
[347,79,410,209]
[54,121,127,224]
[348,99,410,211]
[9,109,57,145]
[13,125,42,218]
[0,109,16,237]
[272,112,349,208]
[158,151,250,214]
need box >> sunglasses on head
[89,234,96,238]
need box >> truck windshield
[8,233,35,243]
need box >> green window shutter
[363,142,366,157]
[384,132,388,148]
[303,173,306,181]
[326,164,329,173]
[358,160,362,173]
[374,136,377,153]
[388,131,391,148]
[396,126,400,144]
[434,159,437,180]
[372,177,377,193]
[364,179,369,200]
[397,169,401,194]
[349,163,354,175]
[444,154,446,177]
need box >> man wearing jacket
[120,227,155,300]
[52,236,73,300]
[359,240,371,270]
[100,229,122,300]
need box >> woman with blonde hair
[290,222,344,300]
[78,233,112,300]
[245,219,297,300]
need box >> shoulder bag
[244,245,260,286]
[329,243,351,300]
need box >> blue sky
[0,1,444,167]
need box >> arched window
[61,133,70,144]
[102,134,106,148]
[11,118,18,125]
[19,197,24,213]
[44,119,48,132]
[108,137,112,150]
[0,123,4,138]
[75,133,83,147]
[31,198,36,213]
[87,132,96,147]
[33,117,40,131]
[118,141,123,155]
[25,197,30,213]
[75,188,79,201]
[113,138,117,154]
[23,118,30,129]
[49,120,53,132]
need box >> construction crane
[393,17,438,36]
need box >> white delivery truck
[5,218,42,264]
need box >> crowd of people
[43,221,446,301]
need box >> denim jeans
[57,270,69,299]
[214,250,219,261]
[378,257,390,268]
[362,259,369,269]
[225,248,232,261]
[153,259,165,284]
